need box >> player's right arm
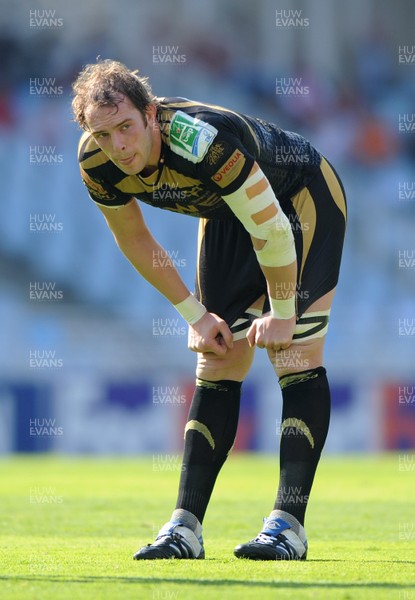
[99,200,189,304]
[192,115,297,351]
[98,200,233,355]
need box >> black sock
[175,378,241,523]
[274,367,330,526]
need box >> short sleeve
[79,166,133,208]
[194,114,256,195]
[78,131,133,208]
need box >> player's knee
[267,337,325,378]
[196,339,254,382]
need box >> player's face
[85,96,160,175]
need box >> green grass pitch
[0,453,414,600]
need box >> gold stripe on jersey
[78,132,109,167]
[136,169,159,186]
[291,186,317,284]
[186,189,220,209]
[78,131,90,157]
[157,99,199,108]
[160,169,201,191]
[81,151,110,171]
[113,167,206,199]
[114,176,150,195]
[196,218,208,304]
[320,158,347,220]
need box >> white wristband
[174,294,207,325]
[269,295,296,320]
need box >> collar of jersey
[136,142,165,185]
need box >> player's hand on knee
[246,315,296,351]
[188,312,233,355]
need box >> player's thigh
[288,157,347,318]
[196,337,254,382]
[195,217,266,329]
[267,288,335,378]
[196,296,264,382]
[267,158,347,378]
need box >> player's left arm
[187,110,296,350]
[221,162,297,351]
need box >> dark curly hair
[72,59,157,130]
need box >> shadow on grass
[0,575,413,590]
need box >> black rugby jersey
[78,98,322,219]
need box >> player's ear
[145,103,157,124]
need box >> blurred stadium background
[0,0,414,456]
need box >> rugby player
[72,59,347,561]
